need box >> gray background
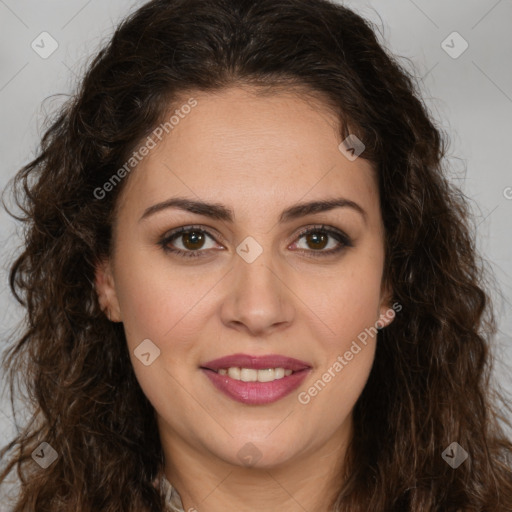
[1,0,511,503]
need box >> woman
[1,0,511,510]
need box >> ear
[94,258,122,322]
[376,280,397,329]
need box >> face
[95,86,394,470]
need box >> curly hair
[1,0,511,510]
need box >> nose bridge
[220,238,294,335]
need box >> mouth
[200,353,312,405]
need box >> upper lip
[201,353,311,372]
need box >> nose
[220,250,295,337]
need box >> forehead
[116,86,379,223]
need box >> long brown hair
[2,0,511,510]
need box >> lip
[200,353,311,372]
[201,368,311,405]
[200,353,312,405]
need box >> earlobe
[94,258,122,322]
[377,282,395,329]
[377,303,395,329]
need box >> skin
[95,86,395,512]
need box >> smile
[200,353,312,405]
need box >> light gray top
[160,475,185,512]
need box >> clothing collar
[159,474,185,512]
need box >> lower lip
[201,368,310,405]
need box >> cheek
[111,245,222,402]
[112,242,213,348]
[292,250,383,420]
[300,248,385,351]
[296,340,376,440]
[113,254,208,422]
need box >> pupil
[307,232,327,250]
[184,231,204,250]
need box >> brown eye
[304,231,329,250]
[292,225,353,258]
[181,231,206,250]
[159,226,219,258]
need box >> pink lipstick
[200,353,311,405]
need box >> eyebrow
[139,196,367,224]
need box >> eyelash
[158,224,353,259]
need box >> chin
[207,434,304,470]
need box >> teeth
[228,367,241,380]
[218,367,294,382]
[240,368,258,382]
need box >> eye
[290,225,352,257]
[158,226,221,258]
